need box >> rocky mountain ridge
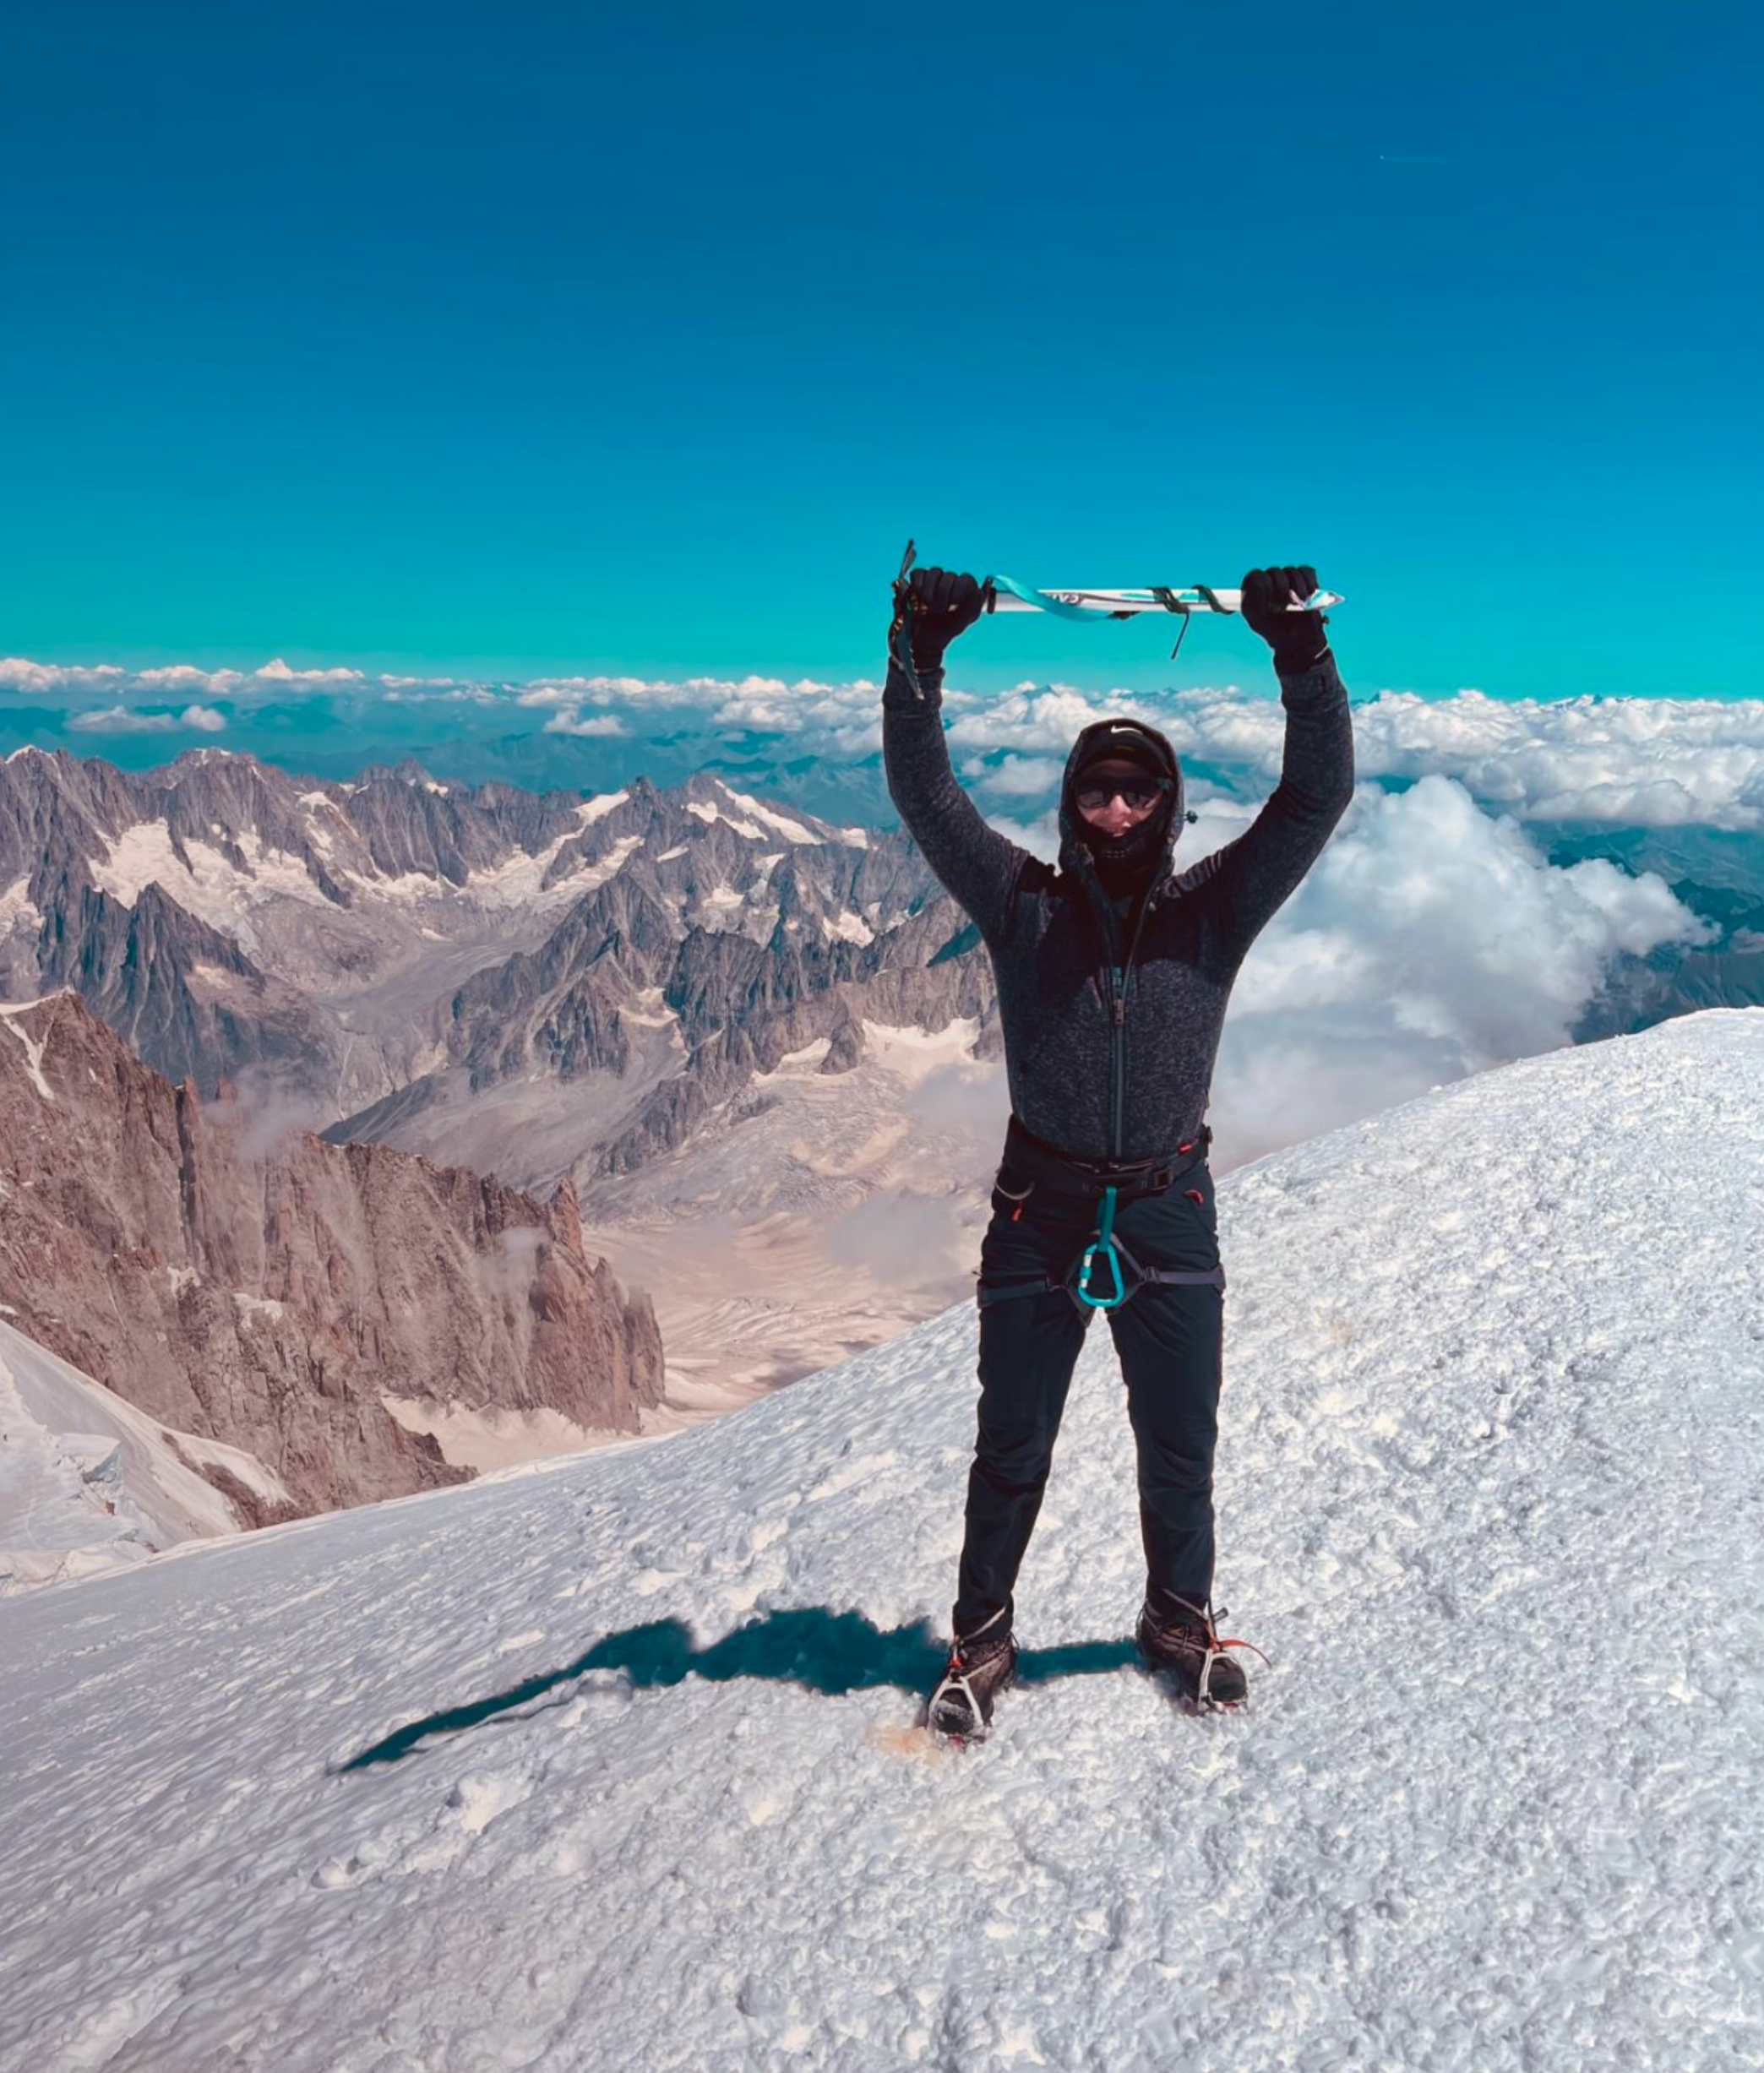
[0,747,986,1175]
[0,990,664,1521]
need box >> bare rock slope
[0,992,664,1520]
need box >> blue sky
[3,0,1757,705]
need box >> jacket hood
[1056,715,1186,898]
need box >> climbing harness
[976,1119,1226,1316]
[890,538,1344,687]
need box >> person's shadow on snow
[335,1610,1136,1772]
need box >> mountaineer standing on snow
[882,562,1356,1736]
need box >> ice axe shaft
[982,577,1343,618]
[888,541,1339,697]
[976,570,1341,669]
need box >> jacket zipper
[1102,888,1157,1157]
[1109,962,1126,1155]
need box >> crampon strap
[928,1657,984,1727]
[1158,1595,1271,1696]
[928,1615,1010,1733]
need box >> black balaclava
[1066,732,1177,901]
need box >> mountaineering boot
[925,1608,1018,1741]
[1135,1591,1265,1710]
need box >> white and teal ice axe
[889,538,1343,696]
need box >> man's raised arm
[881,564,1031,948]
[1176,564,1357,962]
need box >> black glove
[889,564,991,674]
[1240,564,1331,675]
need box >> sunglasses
[1075,778,1168,813]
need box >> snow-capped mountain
[322,766,988,1181]
[0,746,985,1182]
[0,992,665,1522]
[2,744,997,1396]
[1,746,954,1118]
[2,1009,1757,2070]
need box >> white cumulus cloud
[0,658,127,692]
[68,705,182,734]
[253,659,366,685]
[1197,774,1718,1165]
[136,665,244,690]
[541,710,629,737]
[964,753,1067,797]
[66,704,228,735]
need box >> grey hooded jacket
[882,650,1356,1160]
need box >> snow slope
[0,1321,286,1592]
[1,1009,1761,2071]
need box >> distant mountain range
[4,742,1761,1408]
[0,744,983,1133]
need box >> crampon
[923,1624,1017,1744]
[1135,1594,1269,1714]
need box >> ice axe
[889,538,1343,697]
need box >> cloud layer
[5,656,1760,830]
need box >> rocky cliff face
[0,992,665,1521]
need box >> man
[881,563,1356,1736]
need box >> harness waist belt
[1002,1113,1213,1201]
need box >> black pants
[954,1147,1226,1637]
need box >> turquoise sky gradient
[3,0,1757,703]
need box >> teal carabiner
[1075,1242,1125,1309]
[1074,1184,1125,1309]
